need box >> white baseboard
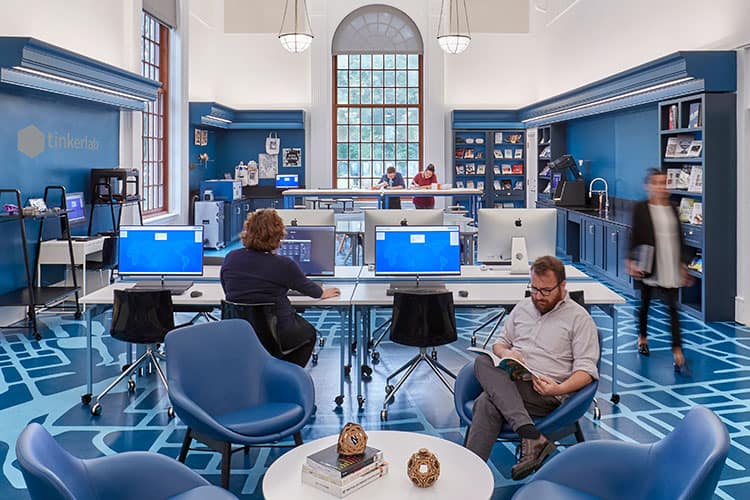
[736,296,748,325]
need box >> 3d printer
[549,155,586,207]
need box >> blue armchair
[165,319,315,489]
[512,406,730,500]
[15,423,236,500]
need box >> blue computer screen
[66,192,86,225]
[118,225,204,276]
[374,225,461,275]
[277,225,335,276]
[276,174,299,188]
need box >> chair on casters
[86,234,118,285]
[16,423,236,500]
[90,289,175,417]
[511,406,730,500]
[166,319,315,489]
[380,290,458,421]
[454,291,601,449]
[221,300,319,365]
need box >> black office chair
[380,290,458,421]
[86,235,118,285]
[220,300,318,365]
[91,289,175,417]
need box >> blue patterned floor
[1,282,749,499]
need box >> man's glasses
[527,282,561,297]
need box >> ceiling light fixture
[278,0,314,54]
[437,0,471,55]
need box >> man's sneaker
[511,434,556,480]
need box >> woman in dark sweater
[626,169,692,372]
[220,210,340,367]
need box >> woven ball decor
[336,422,368,456]
[407,448,440,487]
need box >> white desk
[200,265,363,282]
[357,264,589,282]
[38,237,105,296]
[262,430,494,500]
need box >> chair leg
[574,422,585,443]
[221,442,232,489]
[94,349,151,404]
[149,350,169,392]
[482,310,506,349]
[294,432,303,446]
[463,426,471,447]
[385,353,422,385]
[384,356,424,406]
[178,428,192,463]
[424,356,455,394]
[243,445,250,455]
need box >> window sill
[144,212,179,225]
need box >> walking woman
[626,168,692,372]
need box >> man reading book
[465,256,599,480]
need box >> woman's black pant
[638,283,682,348]
[280,313,317,367]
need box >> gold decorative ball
[337,422,368,456]
[407,448,440,488]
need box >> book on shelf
[456,181,465,188]
[465,137,475,144]
[477,181,485,190]
[493,166,501,175]
[539,165,551,176]
[678,198,695,223]
[502,202,515,208]
[688,253,703,273]
[633,244,654,275]
[455,136,466,144]
[687,166,703,193]
[501,179,512,190]
[306,444,384,479]
[665,134,694,158]
[464,149,475,159]
[686,140,703,158]
[513,149,523,160]
[466,180,476,189]
[301,462,389,497]
[539,145,551,159]
[501,164,512,174]
[477,164,486,175]
[667,104,678,130]
[455,165,465,175]
[504,133,523,144]
[493,180,501,190]
[455,148,465,159]
[513,180,524,190]
[494,132,503,144]
[688,102,702,128]
[467,347,540,379]
[504,149,513,159]
[511,163,524,174]
[690,202,703,225]
[542,183,551,193]
[493,150,503,160]
[475,151,484,160]
[667,167,691,190]
[465,163,476,175]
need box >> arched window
[332,5,424,189]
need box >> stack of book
[302,444,388,497]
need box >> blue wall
[0,87,120,293]
[188,126,219,192]
[565,104,658,201]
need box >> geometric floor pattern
[1,282,749,499]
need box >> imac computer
[375,225,461,293]
[119,225,204,294]
[477,208,557,273]
[276,174,299,188]
[274,209,335,227]
[277,225,336,276]
[364,209,444,265]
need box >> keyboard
[130,281,193,295]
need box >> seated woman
[220,209,340,367]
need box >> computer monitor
[118,226,204,293]
[277,225,335,276]
[477,208,557,264]
[274,209,335,226]
[364,209,444,265]
[276,174,299,188]
[375,225,461,276]
[65,192,86,225]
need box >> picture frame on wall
[282,148,302,167]
[194,128,202,146]
[258,153,278,179]
[200,130,208,146]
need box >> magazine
[633,244,654,274]
[467,347,540,380]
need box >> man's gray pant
[465,355,560,461]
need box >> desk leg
[610,305,620,404]
[335,307,347,407]
[355,307,367,411]
[82,305,94,405]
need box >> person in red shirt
[411,163,438,209]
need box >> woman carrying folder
[626,168,692,372]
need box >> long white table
[38,236,105,296]
[357,264,589,282]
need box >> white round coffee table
[263,430,494,499]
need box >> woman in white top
[626,169,692,372]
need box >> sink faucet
[588,177,609,214]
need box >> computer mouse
[480,264,488,271]
[458,290,469,298]
[190,290,203,298]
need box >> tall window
[141,12,170,215]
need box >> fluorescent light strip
[201,115,232,124]
[522,77,694,123]
[11,65,151,102]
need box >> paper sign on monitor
[410,234,425,244]
[155,233,167,241]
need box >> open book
[467,347,540,380]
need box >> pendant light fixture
[278,0,314,53]
[437,0,471,54]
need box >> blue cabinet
[556,209,567,255]
[581,218,603,270]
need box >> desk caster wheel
[81,393,92,405]
[312,353,318,365]
[361,365,372,378]
[351,341,357,353]
[593,406,601,420]
[610,394,620,404]
[319,337,325,347]
[344,365,351,377]
[431,350,438,361]
[121,363,131,373]
[357,395,365,410]
[127,380,136,393]
[74,311,82,320]
[91,403,102,416]
[470,336,477,347]
[33,332,41,341]
[372,351,380,363]
[380,410,388,421]
[167,407,175,419]
[335,395,344,406]
[385,384,394,395]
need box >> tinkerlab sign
[18,124,100,158]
